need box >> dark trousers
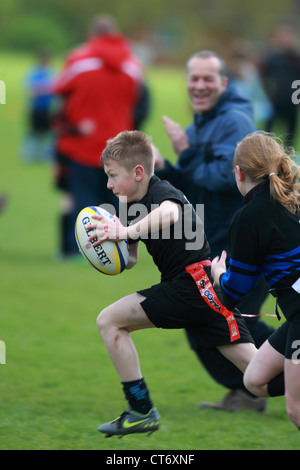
[265,103,299,148]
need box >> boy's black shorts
[138,268,253,350]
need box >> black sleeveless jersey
[122,175,210,281]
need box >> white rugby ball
[75,206,129,275]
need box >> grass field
[0,52,299,451]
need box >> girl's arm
[211,250,227,286]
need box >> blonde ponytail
[234,132,300,214]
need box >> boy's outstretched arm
[87,200,180,245]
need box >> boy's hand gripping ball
[75,206,129,275]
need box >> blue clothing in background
[156,84,257,259]
[26,65,54,111]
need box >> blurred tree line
[0,0,298,61]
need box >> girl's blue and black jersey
[220,181,300,312]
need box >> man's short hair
[101,130,155,176]
[186,50,227,78]
[89,14,118,37]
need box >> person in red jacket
[52,14,148,259]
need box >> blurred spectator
[133,82,151,130]
[21,49,55,163]
[0,194,7,213]
[0,193,8,246]
[228,46,273,127]
[260,24,300,148]
[52,14,150,259]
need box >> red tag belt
[185,261,240,342]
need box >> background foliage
[1,0,299,61]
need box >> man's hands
[153,115,189,171]
[211,250,227,287]
[162,115,189,155]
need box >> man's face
[186,56,228,114]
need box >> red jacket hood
[52,33,143,167]
[67,34,138,71]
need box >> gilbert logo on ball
[75,206,129,275]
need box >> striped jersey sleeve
[219,182,300,309]
[221,258,261,302]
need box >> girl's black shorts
[268,289,300,359]
[138,268,253,350]
[268,318,300,360]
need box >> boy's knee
[243,367,267,397]
[243,369,256,395]
[97,308,111,335]
[286,399,300,429]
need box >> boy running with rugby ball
[87,130,255,437]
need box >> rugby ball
[75,206,129,275]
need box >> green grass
[0,52,299,450]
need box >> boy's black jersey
[221,181,300,308]
[122,175,210,281]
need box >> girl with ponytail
[211,131,300,430]
[233,131,300,214]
